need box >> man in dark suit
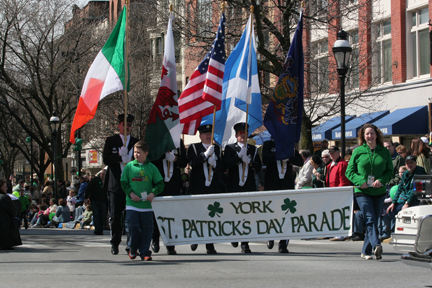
[187,124,224,254]
[262,139,303,253]
[151,139,187,255]
[103,114,139,255]
[223,122,261,253]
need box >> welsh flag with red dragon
[145,13,181,161]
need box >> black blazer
[102,134,139,194]
[187,143,224,194]
[262,140,303,191]
[224,142,261,192]
[152,140,188,196]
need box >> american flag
[178,13,226,135]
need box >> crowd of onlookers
[4,173,103,232]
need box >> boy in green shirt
[120,141,164,261]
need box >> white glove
[122,155,131,163]
[208,156,217,168]
[119,146,128,156]
[204,145,215,158]
[282,158,289,163]
[165,151,175,162]
[238,147,247,158]
[242,155,251,164]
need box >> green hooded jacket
[392,165,426,205]
[345,143,393,196]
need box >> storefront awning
[332,111,390,139]
[312,116,356,141]
[372,106,428,136]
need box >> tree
[168,0,387,152]
[0,0,109,181]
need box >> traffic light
[74,138,83,151]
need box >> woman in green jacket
[345,123,393,260]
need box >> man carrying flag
[201,10,262,147]
[262,9,304,254]
[70,7,128,143]
[263,10,304,160]
[146,11,181,161]
[178,13,226,135]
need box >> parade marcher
[224,122,261,253]
[187,124,224,254]
[103,113,139,255]
[151,139,187,255]
[262,139,303,253]
[85,168,108,235]
[12,180,25,193]
[120,141,164,261]
[346,123,393,260]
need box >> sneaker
[190,244,198,251]
[143,256,152,261]
[374,245,383,260]
[129,251,137,260]
[361,253,373,260]
[379,236,389,242]
[330,237,345,241]
[167,250,177,255]
[350,235,364,241]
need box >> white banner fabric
[152,187,354,246]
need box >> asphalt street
[1,228,431,288]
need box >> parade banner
[153,187,353,245]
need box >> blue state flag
[264,11,304,160]
[202,14,262,147]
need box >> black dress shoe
[152,241,160,253]
[231,242,238,248]
[241,247,251,253]
[167,250,177,255]
[278,248,289,253]
[125,246,130,254]
[206,249,217,254]
[267,240,274,249]
[111,246,119,255]
[94,230,103,235]
[190,244,198,251]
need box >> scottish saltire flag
[145,13,181,161]
[264,11,304,160]
[70,7,127,143]
[202,14,262,147]
[178,14,226,135]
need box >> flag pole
[122,0,130,147]
[167,3,174,178]
[242,5,254,183]
[208,2,226,182]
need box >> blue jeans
[353,210,365,234]
[91,200,108,233]
[388,203,405,232]
[356,194,385,255]
[125,210,153,257]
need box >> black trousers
[109,192,125,248]
[152,213,175,251]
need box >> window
[197,0,212,37]
[408,7,429,78]
[156,37,163,55]
[310,40,329,94]
[374,20,392,83]
[347,30,359,90]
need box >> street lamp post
[50,111,60,200]
[332,30,352,158]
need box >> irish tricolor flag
[145,13,181,161]
[70,7,127,143]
